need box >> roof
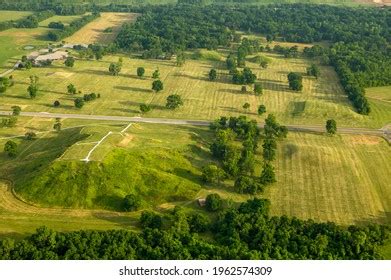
[34,51,68,62]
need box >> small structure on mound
[197,198,206,207]
[63,43,88,49]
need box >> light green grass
[0,11,32,22]
[266,132,391,225]
[1,51,389,128]
[39,15,85,28]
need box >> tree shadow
[112,108,140,114]
[173,72,208,82]
[173,167,203,185]
[92,194,125,212]
[113,85,152,93]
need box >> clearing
[64,12,138,44]
[0,11,32,22]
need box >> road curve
[0,110,389,138]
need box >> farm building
[25,49,69,66]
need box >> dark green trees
[208,69,217,81]
[109,58,122,76]
[64,57,75,68]
[139,104,151,113]
[67,84,77,95]
[27,75,39,99]
[74,98,85,109]
[4,140,17,157]
[307,64,320,78]
[233,68,257,85]
[258,105,266,116]
[152,80,164,93]
[288,72,303,91]
[326,119,337,135]
[205,193,222,212]
[166,94,183,109]
[123,194,141,212]
[137,67,145,78]
[254,83,263,95]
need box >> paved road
[0,111,389,139]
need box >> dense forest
[0,198,389,260]
[115,4,391,114]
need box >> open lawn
[0,11,32,22]
[267,132,391,225]
[64,12,138,44]
[1,50,389,128]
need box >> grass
[39,15,85,28]
[0,11,32,22]
[266,132,391,225]
[64,12,138,44]
[1,50,389,128]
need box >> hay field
[65,12,138,44]
[267,132,391,225]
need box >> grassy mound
[191,49,223,61]
[16,148,201,211]
[249,54,272,64]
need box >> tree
[287,72,303,91]
[152,80,163,93]
[234,175,263,194]
[243,103,250,111]
[4,140,17,157]
[53,118,61,132]
[326,119,337,135]
[11,106,21,116]
[201,164,225,185]
[123,194,141,212]
[258,105,266,116]
[25,132,37,140]
[260,61,268,69]
[166,94,183,109]
[140,104,151,113]
[109,59,122,76]
[27,75,38,99]
[53,100,60,107]
[137,67,145,78]
[208,69,217,81]
[140,211,162,229]
[0,77,10,93]
[260,162,276,185]
[74,98,84,109]
[64,57,75,68]
[176,52,186,66]
[187,213,209,233]
[205,193,222,212]
[262,138,277,161]
[241,86,247,93]
[152,69,160,79]
[67,84,77,95]
[307,64,320,78]
[254,83,263,95]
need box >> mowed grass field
[0,10,32,22]
[64,12,138,44]
[1,50,390,128]
[267,132,391,225]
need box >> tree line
[0,198,389,260]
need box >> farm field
[1,50,390,128]
[0,10,32,22]
[64,12,138,44]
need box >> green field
[39,15,85,28]
[0,11,32,22]
[1,49,390,128]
